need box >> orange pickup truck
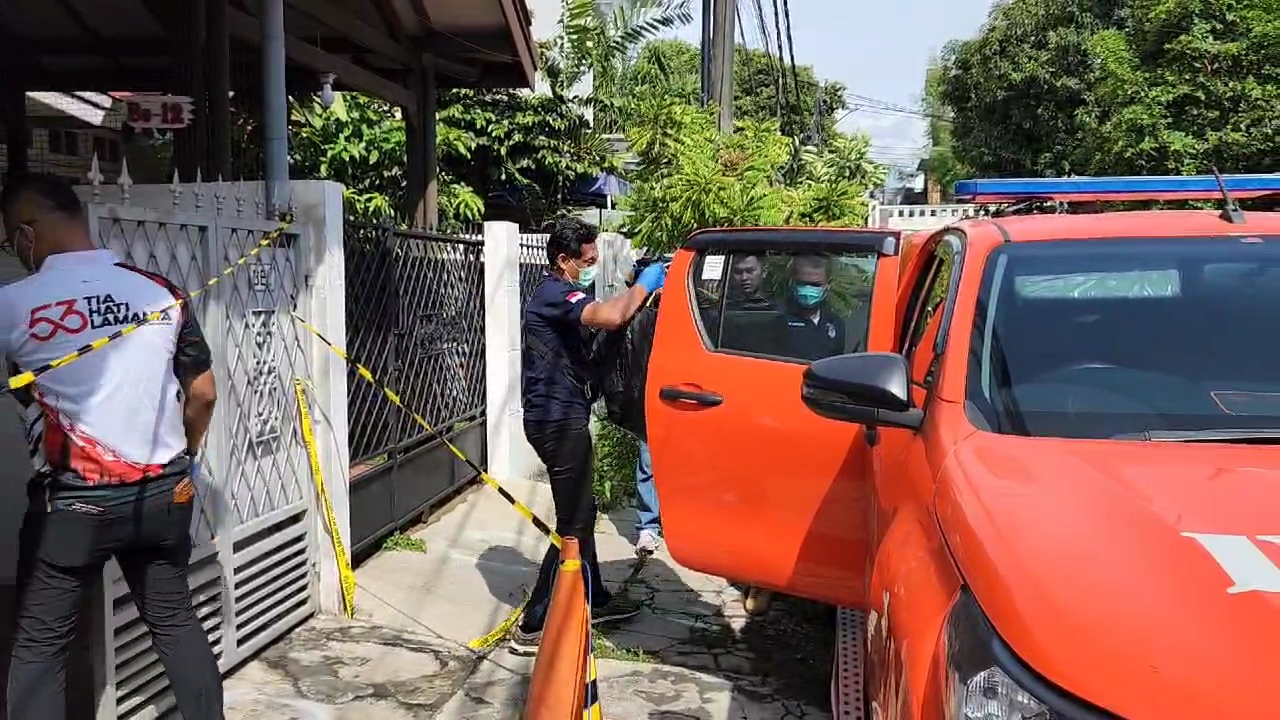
[645,174,1280,719]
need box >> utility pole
[700,0,713,106]
[709,0,736,131]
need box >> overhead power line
[779,0,803,131]
[767,0,792,131]
[746,0,784,122]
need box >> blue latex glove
[190,458,202,482]
[636,261,667,293]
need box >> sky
[670,0,995,174]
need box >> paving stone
[226,475,834,719]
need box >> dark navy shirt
[522,273,597,422]
[783,304,847,361]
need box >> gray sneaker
[508,625,542,656]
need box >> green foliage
[592,411,640,512]
[439,89,614,227]
[920,61,969,201]
[543,0,695,133]
[381,533,428,553]
[618,39,849,139]
[289,93,483,227]
[621,100,886,253]
[934,0,1280,178]
[285,88,613,229]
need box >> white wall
[483,222,542,482]
[876,204,980,231]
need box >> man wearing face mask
[783,255,846,361]
[511,217,667,655]
[0,174,222,719]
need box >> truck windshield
[966,236,1280,439]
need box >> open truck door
[645,228,903,608]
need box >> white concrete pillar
[295,180,351,617]
[484,221,539,482]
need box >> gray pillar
[261,0,289,216]
[2,85,29,179]
[208,0,233,178]
[403,64,425,224]
[422,60,438,230]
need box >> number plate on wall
[124,95,195,129]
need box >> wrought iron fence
[519,232,548,306]
[344,222,487,551]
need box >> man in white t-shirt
[0,174,222,719]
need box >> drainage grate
[831,607,867,720]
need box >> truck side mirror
[801,352,923,431]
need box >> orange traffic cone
[523,537,592,720]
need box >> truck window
[901,237,958,391]
[693,250,877,363]
[967,236,1280,438]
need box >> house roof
[24,92,129,129]
[0,0,537,104]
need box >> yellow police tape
[467,593,529,651]
[288,312,564,548]
[294,378,357,619]
[585,641,603,720]
[293,307,660,653]
[6,217,294,392]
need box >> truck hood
[937,432,1280,718]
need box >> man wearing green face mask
[511,217,667,655]
[783,255,845,361]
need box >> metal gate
[85,198,317,718]
[343,222,486,555]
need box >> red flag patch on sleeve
[566,291,587,303]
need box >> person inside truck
[782,255,846,360]
[727,254,774,310]
[707,253,785,355]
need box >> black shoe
[591,593,640,626]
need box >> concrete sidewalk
[224,476,835,719]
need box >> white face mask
[15,224,39,273]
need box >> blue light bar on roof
[953,174,1280,203]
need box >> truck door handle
[659,386,724,407]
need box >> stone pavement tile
[432,654,828,720]
[224,617,484,720]
[241,475,838,719]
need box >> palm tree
[542,0,694,134]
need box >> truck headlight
[945,588,1098,720]
[949,665,1053,720]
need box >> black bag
[594,294,660,441]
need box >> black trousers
[520,418,610,632]
[8,477,223,720]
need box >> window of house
[48,130,64,154]
[63,131,80,157]
[93,136,107,159]
[692,250,878,364]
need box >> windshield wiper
[1112,429,1280,443]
